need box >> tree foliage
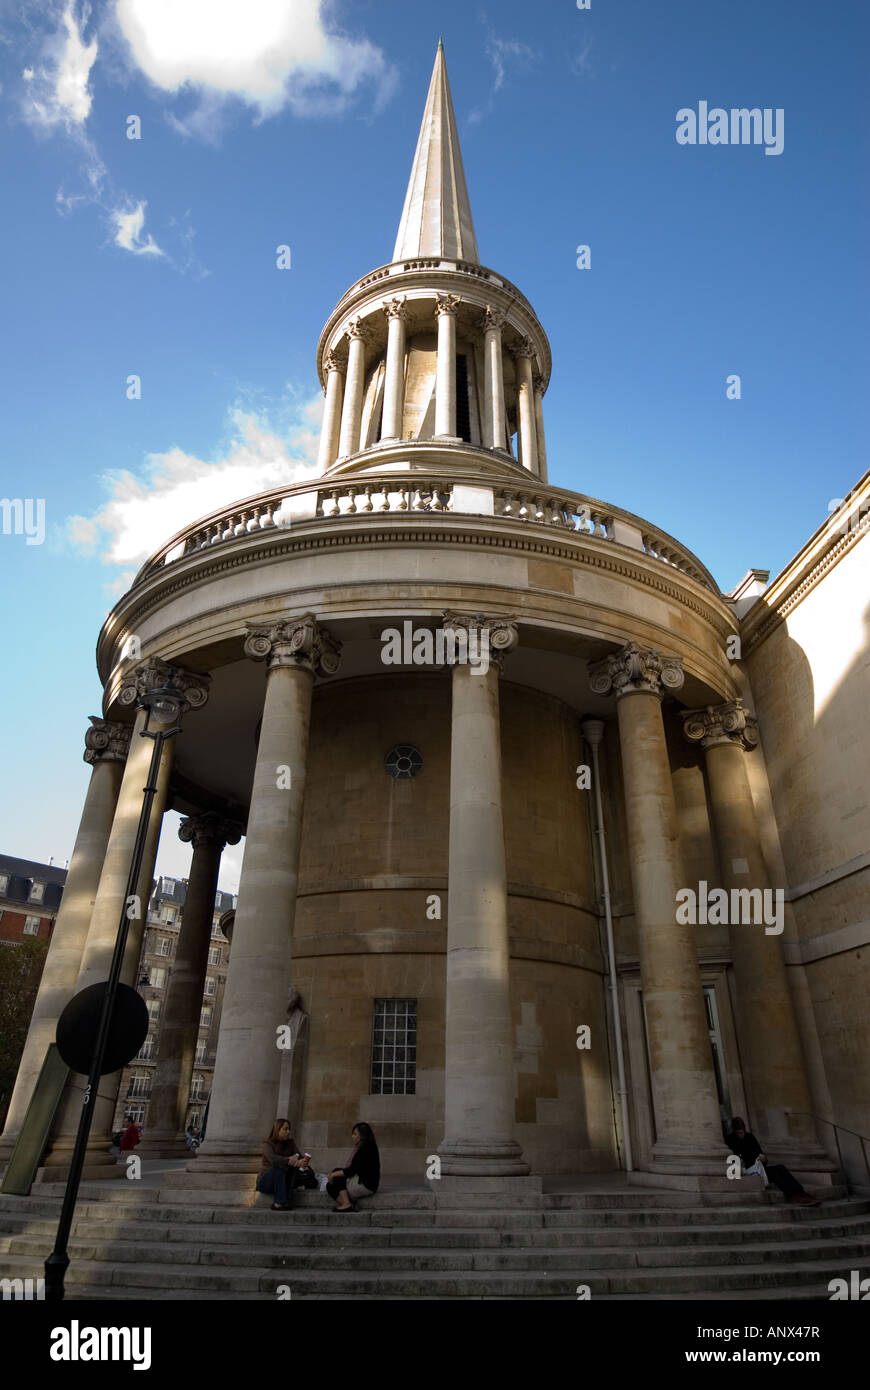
[0,939,48,1124]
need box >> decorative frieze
[589,641,685,699]
[244,614,342,676]
[681,699,759,751]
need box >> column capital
[441,611,518,669]
[533,374,546,395]
[681,699,759,751]
[345,316,371,342]
[511,335,536,361]
[478,304,506,333]
[383,295,408,322]
[84,716,131,765]
[244,614,342,676]
[323,348,347,375]
[435,291,461,317]
[178,811,243,851]
[117,658,211,714]
[589,642,684,699]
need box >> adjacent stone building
[1,46,867,1190]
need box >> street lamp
[44,671,185,1302]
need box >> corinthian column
[480,306,506,450]
[533,374,548,483]
[139,813,241,1158]
[317,350,346,472]
[589,643,724,1174]
[437,614,528,1176]
[381,297,408,440]
[682,701,826,1166]
[435,293,460,437]
[513,338,539,476]
[0,719,129,1164]
[45,660,210,1174]
[197,616,341,1170]
[337,319,368,459]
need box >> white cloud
[23,3,98,131]
[468,31,537,126]
[111,200,165,256]
[68,399,323,567]
[114,0,396,135]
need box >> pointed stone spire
[392,43,480,264]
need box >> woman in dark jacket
[257,1118,309,1211]
[727,1116,820,1206]
[327,1122,380,1212]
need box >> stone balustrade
[133,475,717,593]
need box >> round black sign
[56,982,150,1076]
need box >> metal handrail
[786,1111,870,1194]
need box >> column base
[437,1138,530,1177]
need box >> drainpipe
[581,718,633,1171]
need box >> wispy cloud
[468,26,537,126]
[67,392,324,574]
[21,2,97,132]
[111,200,165,257]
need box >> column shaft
[337,324,367,459]
[533,377,548,483]
[140,816,236,1156]
[435,295,459,437]
[482,309,506,450]
[199,618,339,1170]
[0,727,126,1159]
[702,732,818,1155]
[381,301,407,440]
[45,707,176,1169]
[515,348,539,475]
[590,643,724,1173]
[438,617,528,1176]
[316,354,345,471]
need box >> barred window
[195,1040,206,1064]
[370,998,416,1095]
[138,1036,155,1061]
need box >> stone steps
[0,1247,866,1297]
[3,1210,870,1250]
[2,1186,865,1300]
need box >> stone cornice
[98,517,735,689]
[741,468,870,654]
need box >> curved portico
[3,42,832,1189]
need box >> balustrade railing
[133,475,716,593]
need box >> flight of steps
[2,1181,868,1300]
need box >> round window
[385,745,423,780]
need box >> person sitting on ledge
[726,1116,820,1206]
[326,1122,380,1212]
[257,1118,310,1211]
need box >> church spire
[392,43,479,264]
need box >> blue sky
[0,0,867,890]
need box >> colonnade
[316,297,547,479]
[0,632,823,1179]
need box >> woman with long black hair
[326,1122,380,1212]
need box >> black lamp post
[44,673,185,1302]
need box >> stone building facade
[1,46,867,1189]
